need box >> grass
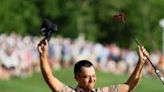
[0,68,164,92]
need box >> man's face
[75,66,96,91]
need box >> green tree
[0,0,40,35]
[1,0,164,51]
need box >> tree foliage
[0,0,40,35]
[0,0,164,50]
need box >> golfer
[37,39,149,92]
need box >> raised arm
[119,46,149,92]
[37,39,63,92]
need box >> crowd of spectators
[0,33,164,80]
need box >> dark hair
[74,60,94,75]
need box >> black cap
[41,19,57,41]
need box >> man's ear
[75,75,79,81]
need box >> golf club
[113,13,164,85]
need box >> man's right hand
[37,39,48,58]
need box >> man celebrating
[37,39,149,92]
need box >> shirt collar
[76,86,96,92]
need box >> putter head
[113,12,125,24]
[40,19,58,41]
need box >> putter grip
[145,55,164,85]
[155,70,164,85]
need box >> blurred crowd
[0,33,164,80]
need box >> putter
[114,13,164,85]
